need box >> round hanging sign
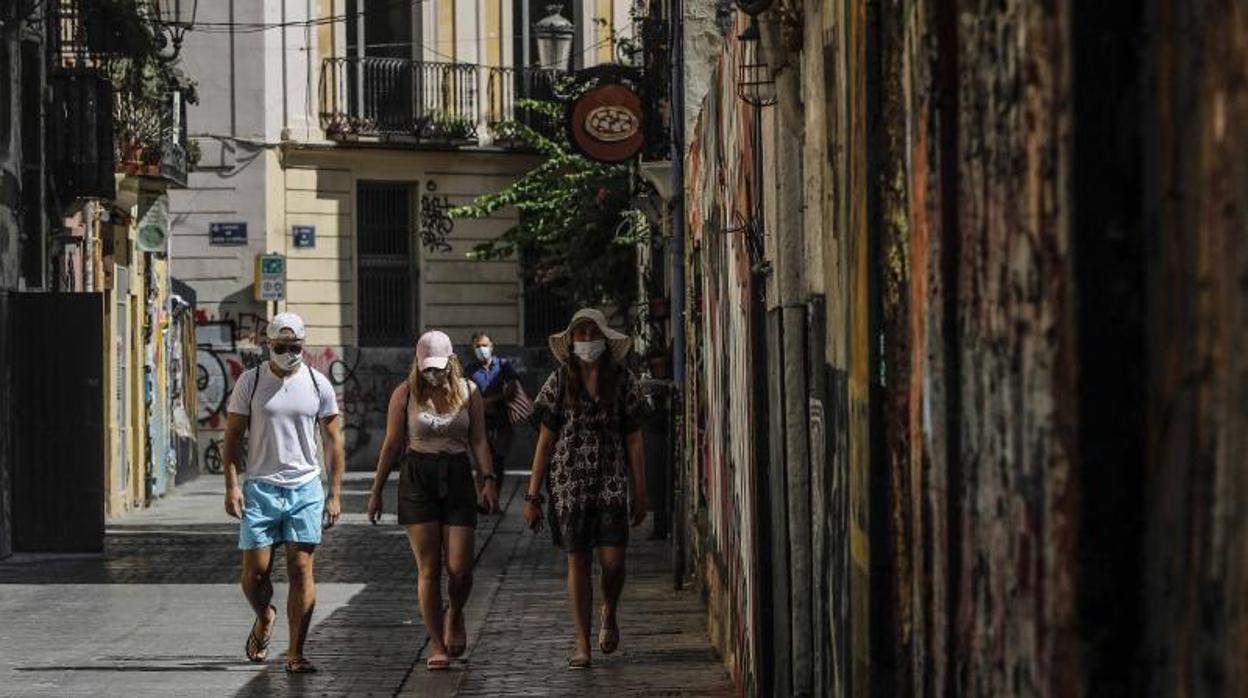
[568,83,644,163]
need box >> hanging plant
[451,99,652,313]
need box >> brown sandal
[426,653,451,671]
[444,610,467,658]
[284,656,318,674]
[568,653,592,670]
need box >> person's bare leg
[285,544,317,663]
[597,546,625,652]
[444,525,475,655]
[567,551,593,662]
[407,523,448,656]
[241,548,277,656]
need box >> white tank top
[407,380,472,454]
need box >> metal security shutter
[357,181,416,346]
[13,292,105,552]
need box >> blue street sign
[293,225,316,248]
[209,222,248,246]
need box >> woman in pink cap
[366,330,500,670]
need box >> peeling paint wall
[680,0,1248,695]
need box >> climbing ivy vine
[450,100,650,312]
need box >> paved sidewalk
[0,472,734,697]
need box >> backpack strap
[307,366,324,411]
[247,366,262,416]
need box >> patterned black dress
[532,368,648,552]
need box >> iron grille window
[357,182,416,346]
[521,245,574,347]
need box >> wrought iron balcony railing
[485,66,562,137]
[320,57,480,142]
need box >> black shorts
[397,451,478,527]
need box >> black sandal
[245,605,276,663]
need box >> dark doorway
[12,292,105,552]
[1072,1,1147,693]
[357,181,417,346]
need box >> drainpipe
[281,0,289,136]
[229,0,237,136]
[355,0,365,118]
[669,0,687,590]
[774,69,813,695]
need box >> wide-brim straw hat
[549,308,632,364]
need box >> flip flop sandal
[598,611,620,655]
[284,657,318,674]
[245,605,277,663]
[426,654,451,671]
[567,654,592,670]
[444,610,467,658]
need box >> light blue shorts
[238,478,324,550]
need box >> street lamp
[737,18,776,108]
[153,0,198,60]
[534,4,574,71]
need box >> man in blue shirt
[466,332,519,487]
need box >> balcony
[115,90,189,189]
[484,66,562,144]
[320,57,563,148]
[320,57,480,143]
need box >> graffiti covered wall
[195,323,410,471]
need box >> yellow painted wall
[485,0,502,67]
[596,0,614,65]
[277,147,538,346]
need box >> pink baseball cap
[416,330,454,370]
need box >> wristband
[524,492,544,505]
[482,473,497,483]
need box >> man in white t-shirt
[222,312,344,674]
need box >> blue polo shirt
[467,356,519,406]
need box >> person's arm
[321,414,345,527]
[625,429,647,526]
[367,384,409,524]
[468,386,499,512]
[223,412,248,518]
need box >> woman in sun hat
[523,308,649,669]
[366,330,500,671]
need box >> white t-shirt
[227,362,340,487]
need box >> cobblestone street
[0,474,732,697]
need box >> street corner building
[651,0,1248,696]
[171,0,635,474]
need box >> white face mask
[271,348,303,372]
[422,368,449,387]
[475,346,493,362]
[573,339,606,364]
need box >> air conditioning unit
[48,68,116,202]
